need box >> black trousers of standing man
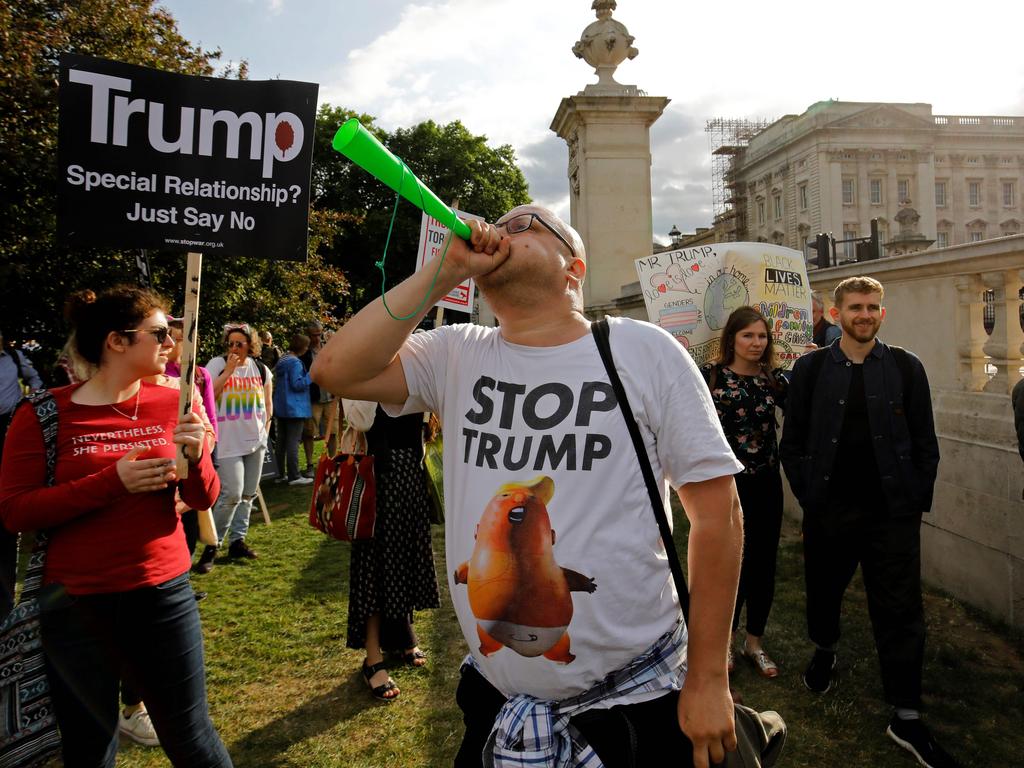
[803,501,926,709]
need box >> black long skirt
[346,447,440,650]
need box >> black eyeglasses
[226,340,247,348]
[121,327,169,344]
[496,213,576,260]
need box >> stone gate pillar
[550,1,669,313]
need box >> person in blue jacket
[272,334,314,486]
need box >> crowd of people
[0,203,1005,768]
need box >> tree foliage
[0,1,530,371]
[0,0,349,368]
[312,106,530,314]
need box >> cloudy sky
[163,0,1024,243]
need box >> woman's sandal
[362,660,399,701]
[400,648,427,667]
[744,648,779,679]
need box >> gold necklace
[109,384,143,421]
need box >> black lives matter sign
[57,54,318,260]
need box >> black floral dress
[700,364,788,475]
[346,407,440,650]
[701,364,789,636]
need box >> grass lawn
[109,480,1022,767]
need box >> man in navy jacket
[781,277,957,768]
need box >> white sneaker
[119,708,160,747]
[288,476,314,486]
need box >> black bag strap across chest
[590,320,690,622]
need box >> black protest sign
[57,54,318,261]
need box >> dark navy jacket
[779,339,940,517]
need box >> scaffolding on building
[705,117,771,240]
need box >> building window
[799,183,808,211]
[1003,181,1015,207]
[969,231,984,242]
[843,228,857,260]
[968,181,982,207]
[757,199,765,225]
[869,179,883,205]
[936,231,948,248]
[773,193,782,220]
[897,179,911,204]
[935,181,947,207]
[842,178,855,205]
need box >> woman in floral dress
[701,306,788,679]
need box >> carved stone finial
[895,205,920,235]
[573,0,638,93]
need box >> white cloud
[313,0,1024,235]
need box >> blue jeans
[40,573,232,768]
[212,447,265,546]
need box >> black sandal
[400,648,427,667]
[362,660,399,701]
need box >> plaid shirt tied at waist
[465,616,688,768]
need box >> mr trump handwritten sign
[634,242,813,369]
[57,54,318,260]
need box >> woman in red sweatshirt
[0,286,232,768]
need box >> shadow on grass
[290,534,349,600]
[422,535,468,768]
[226,675,383,767]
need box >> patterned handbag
[0,391,61,768]
[308,452,377,541]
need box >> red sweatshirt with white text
[0,382,220,594]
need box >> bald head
[498,205,586,263]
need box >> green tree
[312,107,531,315]
[0,1,348,372]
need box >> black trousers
[454,665,694,768]
[733,470,784,636]
[803,504,925,709]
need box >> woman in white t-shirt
[195,323,273,573]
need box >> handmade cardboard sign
[634,243,813,369]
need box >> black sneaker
[228,539,258,559]
[802,649,837,693]
[886,716,961,768]
[193,590,208,602]
[192,545,218,575]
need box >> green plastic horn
[332,118,472,241]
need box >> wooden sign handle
[176,252,203,478]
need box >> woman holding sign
[700,306,788,680]
[0,286,232,767]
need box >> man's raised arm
[311,221,507,403]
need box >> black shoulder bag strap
[14,390,57,604]
[591,319,690,622]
